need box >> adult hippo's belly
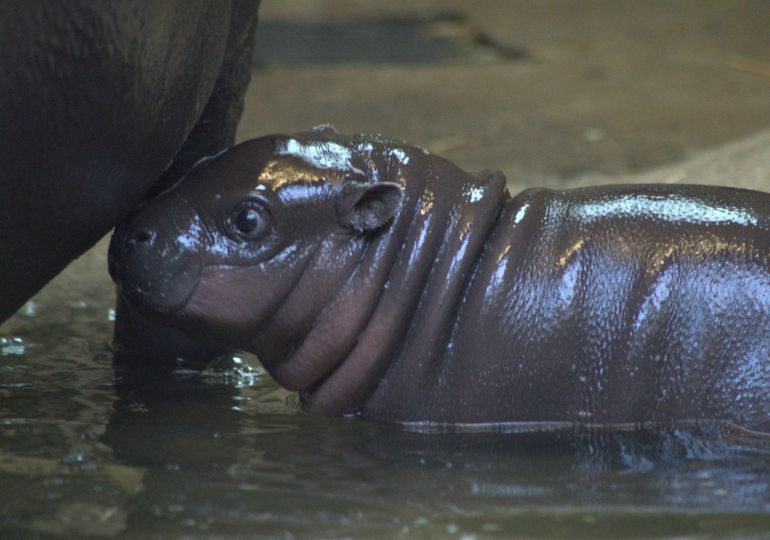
[0,1,260,325]
[109,127,770,433]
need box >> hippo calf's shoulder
[109,128,770,433]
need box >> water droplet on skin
[391,148,410,165]
[277,139,366,176]
[467,187,484,203]
[577,194,759,227]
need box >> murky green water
[2,239,770,539]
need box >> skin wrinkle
[259,148,406,395]
[304,236,359,324]
[355,166,450,411]
[304,187,426,408]
[487,189,550,422]
[363,167,507,421]
[298,240,398,395]
[425,193,500,385]
[246,235,329,370]
[307,167,442,413]
[430,190,509,420]
[631,251,679,424]
[271,230,370,390]
[482,205,526,422]
[647,261,692,423]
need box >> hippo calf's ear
[336,182,404,232]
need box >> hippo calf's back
[365,184,770,432]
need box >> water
[2,238,770,538]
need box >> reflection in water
[1,240,770,538]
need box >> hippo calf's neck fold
[110,128,770,434]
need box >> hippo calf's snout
[109,198,204,315]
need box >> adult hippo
[0,1,261,353]
[109,127,770,433]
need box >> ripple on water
[200,353,267,388]
[0,337,33,357]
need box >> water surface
[1,238,770,539]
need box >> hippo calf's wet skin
[109,127,770,433]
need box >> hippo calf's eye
[236,208,260,234]
[227,203,268,242]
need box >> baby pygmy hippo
[109,127,770,433]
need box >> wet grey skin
[109,126,770,433]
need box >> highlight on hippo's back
[109,126,770,435]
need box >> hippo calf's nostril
[129,229,155,248]
[136,230,151,242]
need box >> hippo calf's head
[109,127,407,378]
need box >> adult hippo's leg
[0,1,260,363]
[144,0,261,200]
